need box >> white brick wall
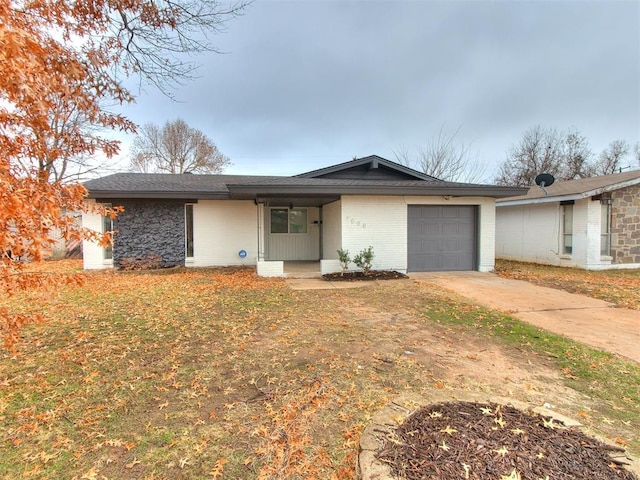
[190,200,258,267]
[496,198,613,269]
[339,195,495,273]
[256,260,284,277]
[496,203,562,265]
[583,199,604,268]
[82,199,113,270]
[341,195,407,272]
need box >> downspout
[256,200,263,262]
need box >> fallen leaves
[1,261,639,479]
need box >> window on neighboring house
[185,204,194,258]
[562,203,573,255]
[102,204,113,260]
[600,203,611,256]
[270,208,308,234]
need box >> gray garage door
[407,205,477,272]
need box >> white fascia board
[497,193,583,207]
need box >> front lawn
[1,261,638,479]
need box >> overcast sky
[115,0,640,181]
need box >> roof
[82,173,279,199]
[83,156,527,202]
[295,155,439,181]
[497,170,640,206]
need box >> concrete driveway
[409,271,640,364]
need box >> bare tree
[495,126,565,187]
[595,140,630,175]
[635,142,640,166]
[111,1,250,97]
[560,128,595,180]
[21,97,123,183]
[130,119,231,174]
[395,125,486,183]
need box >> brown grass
[0,260,638,479]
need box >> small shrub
[353,246,374,275]
[337,249,351,276]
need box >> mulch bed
[322,271,408,282]
[377,401,637,480]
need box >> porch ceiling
[254,195,341,207]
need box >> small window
[289,209,307,233]
[185,204,194,258]
[270,208,289,234]
[270,208,308,234]
[102,204,113,260]
[600,203,611,256]
[562,204,573,255]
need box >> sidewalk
[410,272,640,364]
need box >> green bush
[353,246,374,275]
[337,249,351,276]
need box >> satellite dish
[534,173,555,196]
[534,173,555,187]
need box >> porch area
[283,260,321,278]
[256,259,342,278]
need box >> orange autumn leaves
[1,0,224,346]
[1,0,131,346]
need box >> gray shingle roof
[83,172,526,199]
[83,153,529,201]
[82,173,283,199]
[497,170,640,204]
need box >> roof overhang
[227,184,527,199]
[87,191,230,200]
[497,177,640,207]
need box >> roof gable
[295,155,439,181]
[498,170,640,206]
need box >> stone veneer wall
[112,199,186,268]
[610,184,640,264]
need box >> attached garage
[407,205,478,272]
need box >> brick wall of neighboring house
[112,199,186,268]
[611,184,640,264]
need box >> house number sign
[345,216,366,229]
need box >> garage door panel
[407,205,477,272]
[442,208,461,219]
[442,240,461,252]
[442,223,460,236]
[458,223,475,236]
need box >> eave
[226,184,526,199]
[497,177,640,207]
[87,191,230,200]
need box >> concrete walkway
[410,272,640,364]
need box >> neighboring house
[496,170,640,270]
[49,211,83,259]
[82,156,525,276]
